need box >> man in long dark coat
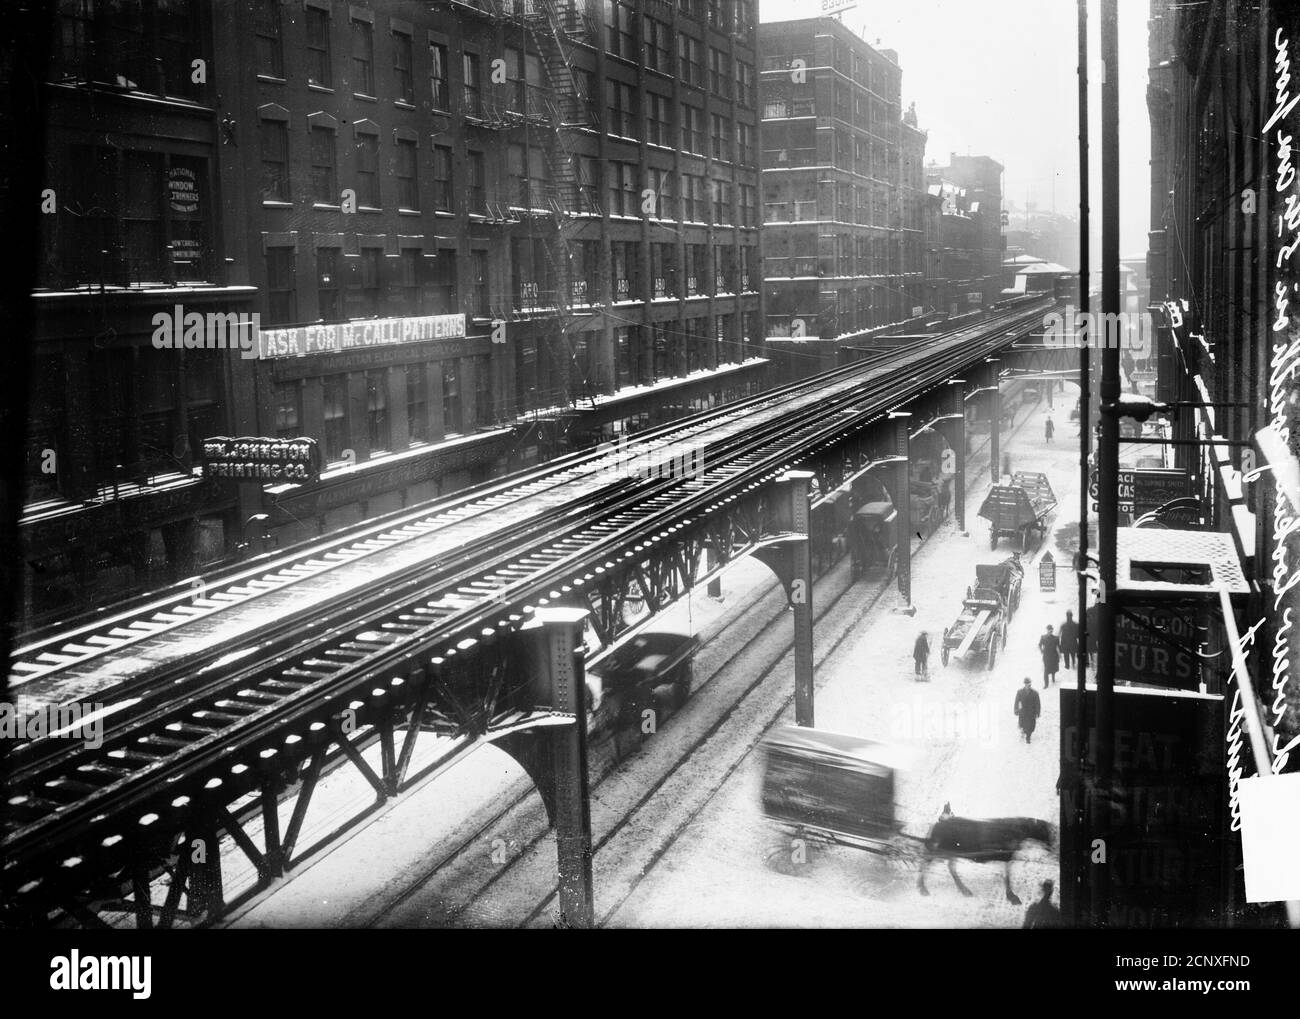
[1058,610,1079,671]
[1014,677,1041,744]
[1038,624,1061,688]
[913,630,930,680]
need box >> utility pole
[1093,0,1121,931]
[1073,0,1091,930]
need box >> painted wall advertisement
[257,314,467,359]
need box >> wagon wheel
[941,643,950,667]
[986,632,999,671]
[886,546,898,583]
[764,828,819,876]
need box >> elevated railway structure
[2,296,1055,928]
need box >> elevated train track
[2,296,1053,927]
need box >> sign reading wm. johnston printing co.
[202,436,321,484]
[257,314,466,359]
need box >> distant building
[924,153,1005,313]
[759,17,926,380]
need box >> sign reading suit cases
[202,436,321,484]
[1090,466,1189,514]
[257,314,466,359]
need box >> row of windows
[262,245,483,326]
[609,311,760,390]
[254,3,755,119]
[52,0,201,100]
[261,116,758,228]
[758,37,902,100]
[272,359,491,463]
[606,6,755,103]
[260,119,421,210]
[262,233,758,327]
[255,0,416,103]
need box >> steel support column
[891,412,912,603]
[947,380,967,531]
[1093,0,1120,930]
[706,543,721,598]
[529,607,594,928]
[779,471,816,728]
[990,362,1002,483]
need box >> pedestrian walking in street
[913,630,931,680]
[1014,677,1041,744]
[1023,879,1063,928]
[1038,624,1061,688]
[1059,610,1078,671]
[1044,414,1055,444]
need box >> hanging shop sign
[202,436,321,484]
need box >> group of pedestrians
[1014,608,1099,743]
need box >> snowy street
[227,383,1084,929]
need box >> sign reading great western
[257,314,467,359]
[202,436,321,484]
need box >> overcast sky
[759,0,1151,256]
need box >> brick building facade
[759,17,925,380]
[23,0,766,627]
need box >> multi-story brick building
[22,0,767,625]
[924,153,1005,312]
[221,0,766,546]
[759,17,926,380]
[25,0,255,628]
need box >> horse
[916,802,1055,905]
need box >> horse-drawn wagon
[939,565,1018,670]
[909,478,943,536]
[759,725,1056,900]
[978,470,1057,550]
[760,725,911,856]
[586,626,699,760]
[848,501,898,582]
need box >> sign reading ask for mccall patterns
[257,314,466,359]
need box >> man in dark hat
[1059,610,1079,671]
[1014,677,1041,744]
[1038,624,1061,688]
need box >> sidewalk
[607,382,1085,927]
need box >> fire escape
[441,0,605,449]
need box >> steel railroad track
[2,298,1052,919]
[8,328,936,711]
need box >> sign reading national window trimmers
[201,436,322,484]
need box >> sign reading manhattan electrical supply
[257,314,466,359]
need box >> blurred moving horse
[916,803,1055,905]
